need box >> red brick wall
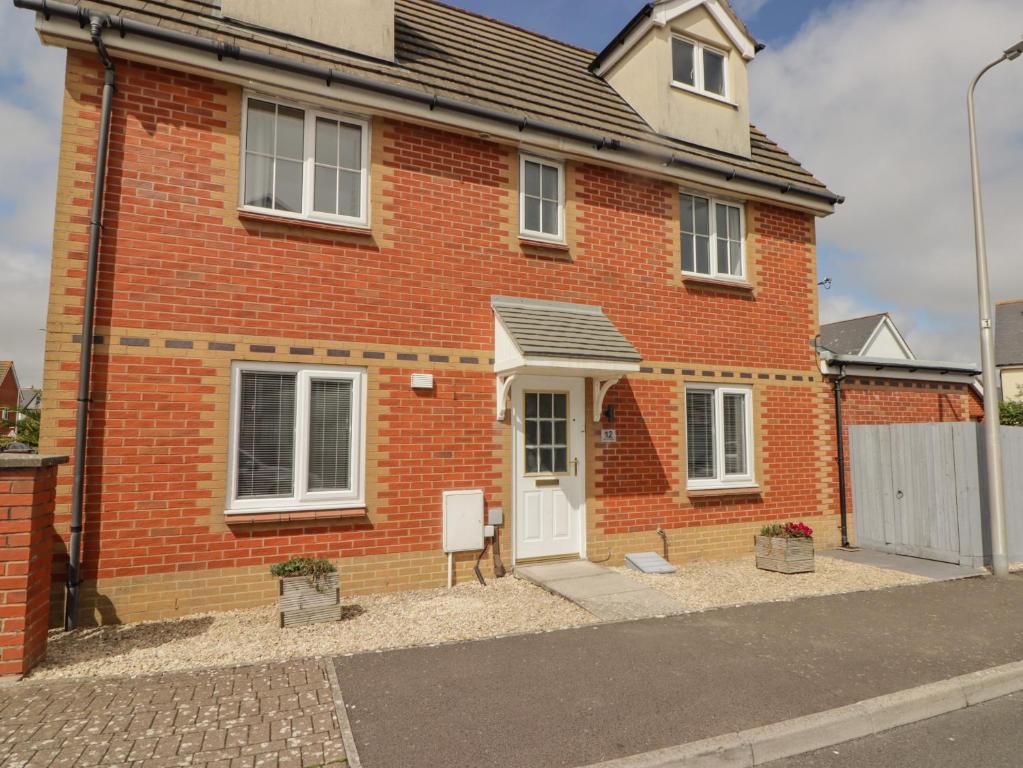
[0,458,63,677]
[0,371,17,437]
[41,53,832,618]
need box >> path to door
[335,575,1023,768]
[515,560,684,620]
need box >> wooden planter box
[755,536,815,574]
[278,573,342,627]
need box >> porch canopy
[492,296,641,420]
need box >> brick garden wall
[40,52,839,624]
[0,456,65,677]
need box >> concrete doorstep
[585,660,1023,768]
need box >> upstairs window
[672,36,728,100]
[520,154,565,242]
[681,192,745,280]
[242,95,369,227]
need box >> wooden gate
[850,423,971,564]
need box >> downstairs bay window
[685,386,754,489]
[241,95,370,227]
[227,363,366,514]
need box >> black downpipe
[13,0,845,208]
[65,14,115,631]
[832,365,850,549]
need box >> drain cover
[625,552,677,574]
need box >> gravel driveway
[33,554,931,681]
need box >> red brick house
[0,363,19,438]
[16,0,983,626]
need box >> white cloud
[731,0,770,18]
[750,0,1023,363]
[0,2,64,387]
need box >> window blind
[686,390,715,479]
[308,379,354,492]
[237,371,296,498]
[723,392,747,475]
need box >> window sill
[687,485,761,499]
[238,209,373,237]
[225,507,368,524]
[670,81,738,109]
[519,236,570,252]
[681,274,754,292]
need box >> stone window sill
[225,508,368,525]
[238,209,373,237]
[519,237,570,253]
[681,274,755,292]
[687,485,762,499]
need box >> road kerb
[585,660,1023,768]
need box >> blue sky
[444,0,841,50]
[2,0,1023,387]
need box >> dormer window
[671,36,728,100]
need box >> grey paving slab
[335,574,1023,768]
[821,548,987,580]
[765,692,1023,768]
[516,560,684,619]
[0,660,347,768]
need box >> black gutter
[14,0,844,207]
[589,3,653,72]
[825,355,981,377]
[831,365,850,549]
[64,13,115,631]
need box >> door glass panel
[524,391,569,474]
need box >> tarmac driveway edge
[585,659,1023,768]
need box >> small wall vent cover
[411,373,434,390]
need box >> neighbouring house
[0,362,19,438]
[18,388,42,413]
[996,300,1023,401]
[817,314,983,545]
[22,0,862,626]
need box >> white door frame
[510,375,587,565]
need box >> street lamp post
[966,39,1023,578]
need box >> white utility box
[442,490,484,553]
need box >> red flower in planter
[783,522,813,539]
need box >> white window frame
[239,93,371,228]
[685,385,755,490]
[226,362,367,514]
[680,190,747,280]
[519,153,566,243]
[671,35,731,103]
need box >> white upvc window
[519,154,565,242]
[227,362,367,514]
[685,386,754,489]
[671,35,729,100]
[681,192,745,279]
[241,94,370,227]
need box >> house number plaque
[601,429,618,443]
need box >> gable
[861,319,914,360]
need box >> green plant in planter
[760,522,814,540]
[270,557,337,590]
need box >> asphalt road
[765,693,1023,767]
[334,574,1023,768]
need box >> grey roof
[492,297,641,364]
[996,301,1023,367]
[819,314,887,356]
[46,0,833,198]
[18,388,41,410]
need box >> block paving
[0,659,347,767]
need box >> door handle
[573,457,578,476]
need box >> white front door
[512,376,586,561]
